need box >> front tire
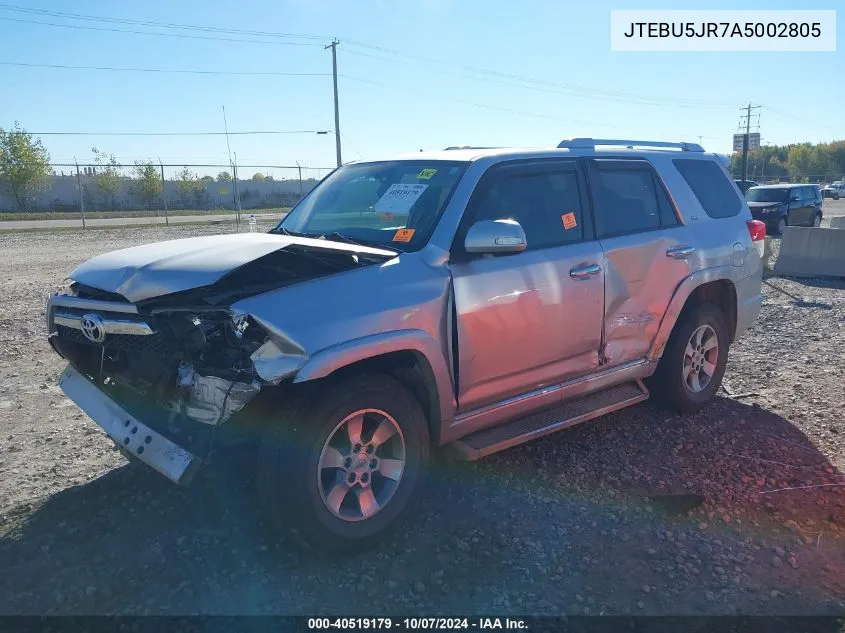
[256,374,429,554]
[648,302,730,414]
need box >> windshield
[746,187,788,203]
[275,160,469,250]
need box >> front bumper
[59,365,201,485]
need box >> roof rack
[557,138,705,152]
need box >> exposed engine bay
[47,238,396,481]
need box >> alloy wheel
[682,324,719,394]
[317,409,406,522]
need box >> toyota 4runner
[46,138,764,552]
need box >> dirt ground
[0,220,844,616]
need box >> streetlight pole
[325,39,342,168]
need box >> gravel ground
[0,222,844,616]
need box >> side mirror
[464,219,527,255]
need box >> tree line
[729,140,845,183]
[0,122,305,212]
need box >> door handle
[666,246,696,260]
[569,263,602,280]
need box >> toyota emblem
[80,313,106,343]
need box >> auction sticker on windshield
[375,184,428,214]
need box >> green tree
[216,171,231,182]
[91,147,123,210]
[175,167,206,207]
[132,161,161,209]
[252,172,266,182]
[0,122,52,211]
[730,139,845,183]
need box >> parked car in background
[745,184,823,235]
[46,138,764,552]
[735,179,759,194]
[822,182,844,200]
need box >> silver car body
[48,142,763,482]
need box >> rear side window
[591,169,660,235]
[587,160,678,237]
[673,159,743,219]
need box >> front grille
[71,284,129,303]
[56,324,174,356]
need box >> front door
[449,160,604,412]
[586,158,696,366]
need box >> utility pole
[75,160,85,230]
[738,103,761,183]
[232,152,243,231]
[325,39,342,167]
[159,160,169,226]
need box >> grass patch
[0,208,290,221]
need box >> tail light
[747,219,766,258]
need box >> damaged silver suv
[47,139,764,552]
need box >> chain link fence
[1,162,335,227]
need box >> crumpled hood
[69,233,396,303]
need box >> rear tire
[811,213,822,227]
[648,302,730,414]
[256,373,429,554]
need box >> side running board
[448,381,649,461]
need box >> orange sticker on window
[562,212,578,230]
[393,228,416,242]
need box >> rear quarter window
[673,159,743,219]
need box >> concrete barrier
[763,236,774,267]
[774,226,845,278]
[830,216,845,229]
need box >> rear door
[786,188,806,225]
[449,159,604,411]
[585,158,694,366]
[801,187,817,225]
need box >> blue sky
[0,0,841,178]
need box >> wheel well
[327,351,442,443]
[684,280,738,343]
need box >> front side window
[276,160,468,251]
[470,167,585,250]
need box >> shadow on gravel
[1,397,843,616]
[777,277,845,291]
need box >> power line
[0,60,329,77]
[0,4,325,41]
[340,43,731,108]
[764,107,840,134]
[339,74,722,140]
[0,16,323,46]
[1,3,729,109]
